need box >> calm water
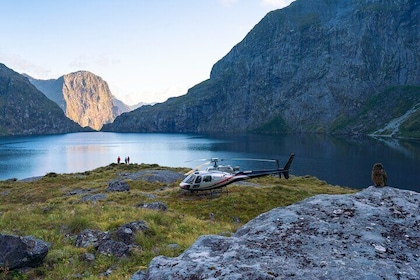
[0,132,419,192]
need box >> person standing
[117,156,121,164]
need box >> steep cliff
[0,64,84,136]
[29,71,128,130]
[103,0,419,136]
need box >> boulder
[137,202,167,211]
[115,221,149,245]
[75,222,149,258]
[107,180,130,192]
[137,187,420,279]
[0,234,49,270]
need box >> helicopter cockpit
[180,171,214,190]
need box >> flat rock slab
[120,170,184,184]
[139,187,420,279]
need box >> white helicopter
[180,154,295,192]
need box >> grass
[0,163,357,279]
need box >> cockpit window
[195,176,202,183]
[203,175,212,182]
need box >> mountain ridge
[0,63,86,136]
[28,71,131,130]
[102,0,419,137]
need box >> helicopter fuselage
[180,154,295,192]
[180,170,244,191]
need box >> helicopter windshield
[184,174,196,184]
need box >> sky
[1,0,295,105]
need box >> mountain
[28,71,129,130]
[129,101,154,111]
[112,97,132,114]
[0,64,85,136]
[102,0,419,138]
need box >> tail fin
[281,153,295,179]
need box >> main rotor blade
[230,158,277,162]
[185,158,212,162]
[184,161,211,175]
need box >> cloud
[0,49,52,79]
[261,0,295,8]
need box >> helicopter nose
[180,183,190,190]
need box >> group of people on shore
[117,156,130,164]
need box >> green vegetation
[250,116,289,134]
[400,108,420,138]
[0,163,356,279]
[330,85,420,138]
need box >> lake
[0,132,419,192]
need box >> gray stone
[0,234,49,270]
[80,193,107,202]
[107,180,130,192]
[120,170,184,184]
[98,240,129,258]
[115,221,149,245]
[131,270,147,280]
[75,229,111,248]
[138,187,420,279]
[137,202,167,211]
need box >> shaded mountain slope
[0,64,85,136]
[103,0,419,136]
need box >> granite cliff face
[133,186,420,279]
[29,71,128,130]
[103,0,419,136]
[0,64,84,136]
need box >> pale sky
[0,0,295,104]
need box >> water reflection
[0,132,418,192]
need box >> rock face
[103,0,419,136]
[0,64,85,136]
[0,234,49,270]
[28,71,128,130]
[136,187,420,279]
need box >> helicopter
[180,153,295,192]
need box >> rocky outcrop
[28,71,129,130]
[75,221,150,258]
[0,64,85,136]
[0,234,49,270]
[134,186,420,279]
[103,0,419,136]
[107,180,130,192]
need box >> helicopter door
[193,176,202,188]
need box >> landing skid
[181,187,229,198]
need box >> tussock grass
[0,163,357,279]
